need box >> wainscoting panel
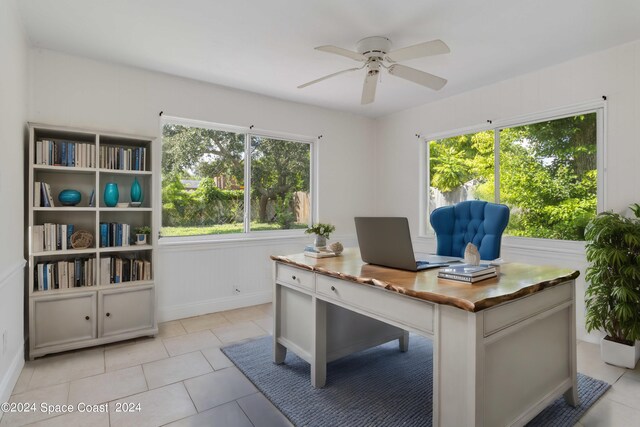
[156,235,358,322]
[0,260,26,407]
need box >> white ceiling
[17,0,640,118]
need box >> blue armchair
[430,200,510,260]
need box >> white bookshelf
[27,123,158,359]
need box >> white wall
[0,0,28,408]
[27,30,640,343]
[376,39,640,343]
[29,49,375,320]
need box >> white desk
[272,248,580,427]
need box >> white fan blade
[297,67,361,89]
[361,71,378,105]
[386,39,450,62]
[315,45,367,62]
[388,64,447,90]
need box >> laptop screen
[354,217,419,271]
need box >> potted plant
[134,226,151,245]
[305,223,335,248]
[584,203,640,368]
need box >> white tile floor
[2,303,640,426]
[1,303,289,427]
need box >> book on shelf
[100,145,147,171]
[35,139,95,168]
[34,258,96,291]
[101,255,151,285]
[34,182,40,207]
[36,140,41,164]
[67,225,74,248]
[100,222,131,247]
[36,182,55,207]
[31,223,77,252]
[39,183,47,207]
[60,143,67,166]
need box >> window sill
[158,230,309,250]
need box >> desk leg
[311,297,327,388]
[563,387,579,407]
[433,305,483,427]
[399,330,409,352]
[273,283,287,364]
[564,284,580,407]
[274,343,287,365]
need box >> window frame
[420,100,606,241]
[158,115,317,243]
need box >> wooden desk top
[271,248,579,312]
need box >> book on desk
[438,263,498,283]
[303,245,338,258]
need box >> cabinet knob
[331,286,336,292]
[85,316,90,320]
[106,312,111,317]
[292,275,297,280]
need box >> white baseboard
[158,291,272,322]
[0,346,25,413]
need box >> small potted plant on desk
[134,226,151,246]
[585,203,640,369]
[305,223,335,249]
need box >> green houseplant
[584,203,640,368]
[305,223,335,248]
[134,226,151,246]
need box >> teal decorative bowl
[58,189,82,206]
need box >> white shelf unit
[27,123,158,359]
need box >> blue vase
[104,183,119,207]
[130,177,142,203]
[58,189,82,206]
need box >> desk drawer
[317,275,434,333]
[483,281,573,336]
[276,264,315,291]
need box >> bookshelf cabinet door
[32,292,97,349]
[98,285,155,338]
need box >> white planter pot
[314,235,327,248]
[601,336,640,369]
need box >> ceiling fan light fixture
[356,36,392,58]
[299,36,450,104]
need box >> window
[426,110,600,241]
[428,130,494,219]
[161,119,313,238]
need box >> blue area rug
[222,335,609,427]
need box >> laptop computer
[354,217,461,271]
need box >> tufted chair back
[429,200,510,261]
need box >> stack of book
[438,264,498,283]
[100,145,147,171]
[100,222,131,247]
[303,245,337,258]
[36,139,95,168]
[34,258,96,291]
[34,181,55,207]
[32,223,75,252]
[100,256,151,285]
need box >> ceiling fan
[298,36,450,105]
